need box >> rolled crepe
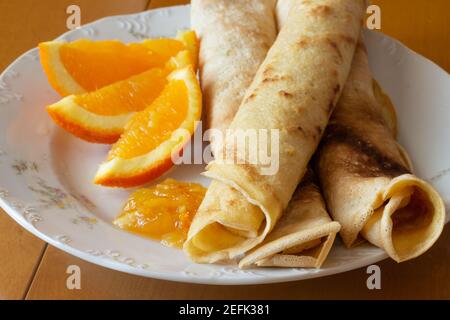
[315,41,446,262]
[239,168,341,268]
[191,0,278,153]
[237,0,340,270]
[184,0,366,263]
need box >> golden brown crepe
[239,169,340,268]
[184,0,366,263]
[191,0,278,153]
[237,0,341,269]
[315,41,446,262]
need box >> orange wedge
[94,66,202,188]
[46,50,193,144]
[144,30,198,71]
[170,30,198,70]
[39,30,198,96]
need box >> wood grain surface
[0,0,449,300]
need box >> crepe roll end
[361,174,445,262]
[183,180,270,263]
[238,221,341,269]
[184,222,246,263]
[183,215,268,263]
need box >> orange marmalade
[113,179,206,248]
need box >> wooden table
[0,0,449,300]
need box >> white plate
[0,5,449,285]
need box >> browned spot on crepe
[226,198,238,207]
[309,5,333,17]
[245,92,257,103]
[262,76,287,83]
[333,84,341,95]
[286,124,322,141]
[262,76,279,83]
[331,69,339,78]
[322,123,411,178]
[357,41,368,53]
[339,34,356,45]
[278,90,293,98]
[326,38,343,62]
[327,84,341,113]
[296,126,306,135]
[315,125,323,137]
[296,37,343,64]
[263,65,274,77]
[297,38,310,48]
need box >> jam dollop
[114,179,206,248]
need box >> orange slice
[144,30,198,71]
[169,30,198,70]
[39,30,197,96]
[113,179,206,248]
[94,66,202,187]
[46,50,192,144]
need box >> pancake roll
[315,41,446,262]
[191,0,278,153]
[184,0,366,263]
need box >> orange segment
[173,30,199,70]
[39,30,198,96]
[58,40,158,92]
[75,68,167,116]
[108,80,188,159]
[46,68,168,144]
[142,30,198,69]
[113,178,206,248]
[142,39,184,62]
[46,49,194,144]
[94,66,202,187]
